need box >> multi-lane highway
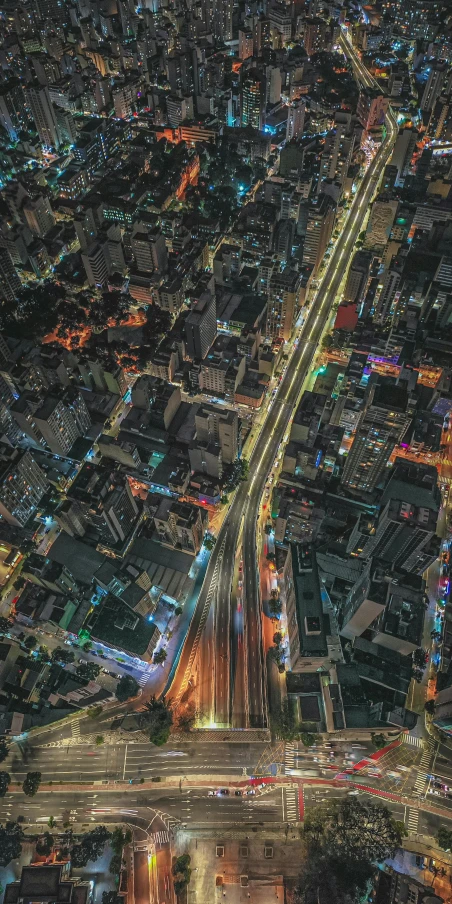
[167,37,398,729]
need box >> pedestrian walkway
[138,672,148,687]
[283,787,299,823]
[402,735,426,749]
[152,830,169,846]
[412,746,433,797]
[284,743,295,771]
[407,808,420,834]
[71,719,80,738]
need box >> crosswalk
[406,808,419,834]
[71,719,80,737]
[137,672,148,687]
[152,830,169,847]
[283,787,299,823]
[412,745,433,797]
[402,734,424,748]
[284,743,295,771]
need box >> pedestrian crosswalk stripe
[402,734,424,748]
[283,788,298,823]
[152,830,169,846]
[407,809,419,833]
[71,719,80,737]
[285,744,295,769]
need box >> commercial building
[0,448,48,527]
[185,291,217,360]
[0,248,21,303]
[266,268,301,341]
[24,84,60,149]
[302,194,335,276]
[341,382,410,493]
[240,70,265,131]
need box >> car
[245,789,255,796]
[208,790,215,796]
[235,790,243,796]
[219,788,229,795]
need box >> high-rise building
[286,99,306,141]
[0,248,21,303]
[23,195,55,238]
[213,0,233,41]
[240,70,265,131]
[356,88,389,130]
[194,404,239,464]
[33,396,84,455]
[343,250,372,304]
[74,209,97,252]
[253,16,271,55]
[349,459,441,575]
[341,381,410,493]
[389,128,418,185]
[239,30,254,61]
[0,80,27,142]
[318,111,354,189]
[81,241,111,287]
[185,292,217,360]
[266,268,301,341]
[302,193,336,276]
[0,448,48,526]
[303,18,329,56]
[421,60,451,113]
[24,85,60,149]
[154,498,207,554]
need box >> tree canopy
[116,674,139,702]
[295,799,404,904]
[0,822,24,867]
[71,826,111,867]
[138,695,173,746]
[23,771,42,797]
[0,771,11,797]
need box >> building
[286,99,306,141]
[302,193,335,276]
[341,382,410,493]
[24,84,60,149]
[154,498,207,554]
[356,88,389,130]
[4,863,91,904]
[283,544,341,672]
[389,128,418,186]
[240,70,265,131]
[421,60,451,112]
[81,241,111,287]
[343,250,372,304]
[351,459,441,574]
[303,17,329,56]
[266,268,301,341]
[131,224,167,274]
[239,29,254,61]
[0,248,21,303]
[194,405,239,464]
[23,195,55,238]
[0,448,48,527]
[33,397,83,456]
[0,80,27,141]
[185,291,217,360]
[375,867,443,904]
[364,198,399,251]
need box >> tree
[300,733,319,748]
[424,699,436,715]
[174,606,183,616]
[268,596,282,619]
[175,703,197,733]
[23,771,41,796]
[71,826,111,867]
[76,662,101,681]
[95,736,104,746]
[23,635,37,650]
[0,617,9,635]
[437,827,452,851]
[172,853,191,895]
[0,771,10,797]
[411,668,424,683]
[295,799,404,904]
[203,534,216,550]
[0,822,24,867]
[412,647,428,670]
[271,700,301,741]
[153,648,167,666]
[138,695,173,746]
[48,816,56,828]
[51,647,75,664]
[0,737,9,763]
[370,732,387,750]
[109,854,122,876]
[273,632,283,645]
[36,832,54,855]
[111,827,132,854]
[116,674,139,702]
